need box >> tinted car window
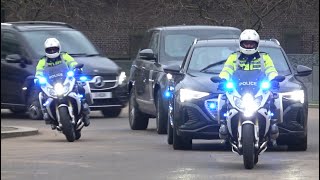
[1,31,22,58]
[160,29,240,65]
[149,31,160,55]
[187,45,291,76]
[21,30,99,59]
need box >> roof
[1,21,74,31]
[195,39,281,48]
[150,25,241,32]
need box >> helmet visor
[240,41,258,49]
[45,47,60,54]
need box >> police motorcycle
[35,63,92,142]
[211,70,285,169]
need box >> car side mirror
[210,76,222,83]
[273,75,285,82]
[163,64,181,74]
[5,54,22,63]
[139,49,156,61]
[295,65,312,77]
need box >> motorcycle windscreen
[43,62,70,85]
[231,70,266,96]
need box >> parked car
[164,38,312,150]
[1,21,128,119]
[128,25,241,134]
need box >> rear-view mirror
[295,65,312,77]
[210,76,222,83]
[139,49,156,61]
[163,64,181,74]
[5,54,22,63]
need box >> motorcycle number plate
[92,92,112,99]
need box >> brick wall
[3,0,319,58]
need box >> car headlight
[281,90,304,103]
[118,72,126,85]
[179,89,209,102]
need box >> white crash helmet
[239,29,260,55]
[44,38,61,59]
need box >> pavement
[1,126,38,139]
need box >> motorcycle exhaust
[231,142,241,155]
[258,141,268,155]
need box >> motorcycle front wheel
[242,123,255,169]
[59,106,75,142]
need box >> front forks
[237,119,260,149]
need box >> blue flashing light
[79,94,84,98]
[79,76,88,82]
[67,71,74,77]
[208,102,217,110]
[225,81,234,90]
[169,86,174,91]
[261,81,270,90]
[164,91,171,98]
[223,113,227,117]
[38,77,47,85]
[270,112,274,117]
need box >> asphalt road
[1,108,319,180]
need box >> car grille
[88,75,118,90]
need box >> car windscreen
[160,29,241,65]
[187,45,291,76]
[21,30,99,59]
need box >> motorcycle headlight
[281,90,304,104]
[179,89,209,102]
[234,93,262,117]
[234,95,262,109]
[47,87,56,96]
[53,83,71,96]
[118,72,126,85]
[54,83,65,96]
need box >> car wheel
[101,108,122,118]
[167,99,174,145]
[173,126,192,150]
[27,87,43,120]
[287,136,307,151]
[156,90,167,134]
[129,87,149,130]
[9,107,27,114]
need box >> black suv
[128,25,241,134]
[1,21,128,119]
[164,39,312,150]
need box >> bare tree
[174,0,318,32]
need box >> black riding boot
[82,101,90,126]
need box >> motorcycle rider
[218,29,279,140]
[35,37,90,127]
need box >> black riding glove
[270,80,280,90]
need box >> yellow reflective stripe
[224,64,234,70]
[69,61,77,68]
[35,71,43,76]
[219,71,230,80]
[268,72,278,80]
[223,66,234,74]
[265,67,277,74]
